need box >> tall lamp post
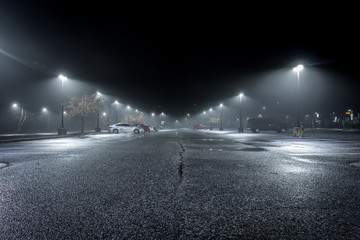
[114,100,119,123]
[42,108,49,131]
[238,93,244,133]
[58,75,67,135]
[95,92,102,132]
[219,103,223,131]
[203,111,207,126]
[209,108,213,130]
[293,64,304,127]
[127,106,131,123]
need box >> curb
[0,133,91,144]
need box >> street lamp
[12,103,24,132]
[160,112,165,127]
[209,108,213,130]
[293,64,304,127]
[219,103,223,131]
[114,100,119,123]
[238,93,244,133]
[203,111,207,126]
[95,92,102,132]
[127,105,131,123]
[42,108,49,131]
[58,74,67,135]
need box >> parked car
[108,123,144,134]
[247,117,287,133]
[134,124,150,132]
[192,124,208,130]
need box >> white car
[108,123,144,134]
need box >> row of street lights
[12,64,304,134]
[201,92,244,132]
[194,64,303,133]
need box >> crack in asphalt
[177,138,185,186]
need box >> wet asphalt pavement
[1,129,360,239]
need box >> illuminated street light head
[293,64,304,72]
[127,105,130,109]
[59,75,67,81]
[209,108,213,112]
[239,93,244,97]
[151,113,155,116]
[220,103,223,107]
[12,103,18,109]
[42,108,47,112]
[114,100,119,105]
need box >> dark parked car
[247,117,287,133]
[134,124,150,132]
[192,124,208,130]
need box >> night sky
[1,2,359,118]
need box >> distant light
[59,75,67,81]
[127,105,130,109]
[42,108,47,112]
[220,103,223,107]
[151,113,155,117]
[209,108,213,112]
[239,93,244,97]
[293,64,304,72]
[161,112,164,115]
[203,111,206,114]
[63,111,67,115]
[12,103,18,109]
[114,100,119,105]
[103,112,106,116]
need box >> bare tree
[17,107,30,132]
[123,113,145,124]
[12,105,31,132]
[66,93,104,133]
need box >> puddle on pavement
[236,147,267,152]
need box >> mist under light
[0,3,359,132]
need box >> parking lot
[1,128,360,239]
